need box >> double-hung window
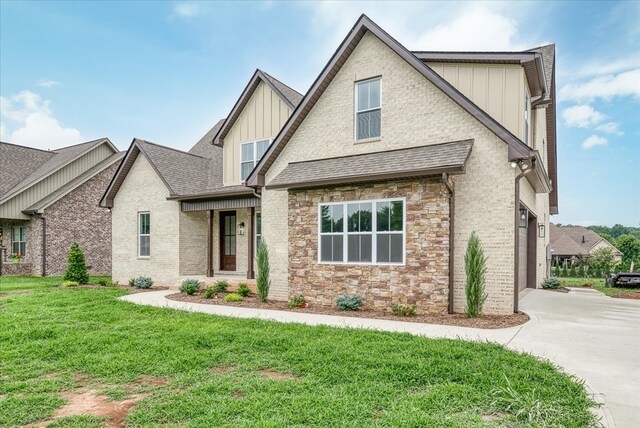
[356,78,381,140]
[240,139,270,181]
[12,226,26,256]
[319,198,404,264]
[138,212,150,257]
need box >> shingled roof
[550,224,622,256]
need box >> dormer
[211,69,302,186]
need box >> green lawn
[0,277,598,427]
[559,277,640,298]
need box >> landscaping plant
[392,303,417,317]
[63,242,89,284]
[213,280,229,293]
[553,261,560,277]
[61,280,79,287]
[336,295,363,311]
[561,264,568,277]
[128,278,135,286]
[288,295,308,309]
[180,279,200,295]
[541,278,561,289]
[256,239,271,302]
[203,287,216,299]
[133,276,153,289]
[464,232,488,317]
[237,283,251,297]
[224,293,243,302]
[569,264,577,277]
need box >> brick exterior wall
[44,163,118,276]
[262,31,529,314]
[288,179,450,314]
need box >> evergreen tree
[465,232,488,317]
[63,242,89,284]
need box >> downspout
[41,216,46,277]
[513,158,536,313]
[442,173,455,314]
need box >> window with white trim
[138,212,150,257]
[356,78,381,140]
[12,226,26,256]
[240,139,270,181]
[319,198,404,264]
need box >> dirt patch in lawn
[166,292,529,329]
[259,370,300,381]
[210,365,236,375]
[606,288,640,299]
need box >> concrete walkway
[121,289,640,428]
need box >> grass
[559,277,639,298]
[0,276,598,427]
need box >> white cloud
[0,91,82,149]
[582,135,607,150]
[595,122,624,136]
[36,79,60,88]
[562,105,605,128]
[559,69,640,101]
[577,56,640,77]
[174,2,200,17]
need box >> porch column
[247,207,255,279]
[207,210,214,277]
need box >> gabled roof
[0,138,117,204]
[550,224,622,256]
[0,142,55,198]
[246,14,541,187]
[212,69,303,147]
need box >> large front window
[12,226,26,256]
[319,198,404,264]
[240,139,270,181]
[138,212,150,257]
[356,78,381,140]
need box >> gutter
[41,216,46,276]
[442,173,455,314]
[513,157,536,313]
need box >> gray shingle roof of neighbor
[0,138,116,203]
[0,142,55,198]
[549,223,622,256]
[188,119,225,158]
[527,44,555,104]
[267,140,473,190]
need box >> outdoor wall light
[238,222,245,235]
[538,223,545,238]
[519,208,528,228]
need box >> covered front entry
[219,211,237,271]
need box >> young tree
[591,247,615,274]
[554,260,560,277]
[256,239,271,302]
[63,242,89,284]
[464,232,488,318]
[616,235,640,265]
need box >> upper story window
[138,212,150,257]
[356,78,381,141]
[524,92,530,146]
[12,226,26,256]
[240,139,270,181]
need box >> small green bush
[541,278,561,289]
[336,295,362,311]
[392,304,417,317]
[203,287,216,299]
[62,281,79,287]
[108,280,119,287]
[180,279,200,295]
[237,283,251,297]
[134,277,153,289]
[224,293,243,302]
[97,280,108,286]
[569,265,577,277]
[553,262,560,277]
[561,265,568,277]
[128,278,135,286]
[288,295,307,308]
[63,242,89,284]
[594,267,602,278]
[213,280,229,293]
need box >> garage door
[519,226,528,291]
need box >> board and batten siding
[0,143,115,220]
[223,81,293,186]
[427,62,530,145]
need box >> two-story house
[102,15,556,315]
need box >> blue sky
[1,1,638,226]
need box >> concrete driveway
[513,289,640,428]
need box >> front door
[220,211,236,271]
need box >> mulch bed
[607,288,640,299]
[166,292,529,329]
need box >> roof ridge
[52,137,108,152]
[259,69,304,98]
[0,141,55,153]
[135,138,208,159]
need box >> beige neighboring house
[549,223,622,266]
[102,15,557,315]
[0,139,123,276]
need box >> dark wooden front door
[220,211,236,271]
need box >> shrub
[288,295,307,309]
[542,278,561,289]
[569,264,577,277]
[465,232,488,318]
[108,280,120,287]
[224,293,243,302]
[128,278,135,286]
[553,262,560,277]
[213,280,229,293]
[237,283,251,297]
[97,280,108,286]
[336,295,362,311]
[180,279,201,295]
[203,287,216,299]
[582,279,594,287]
[256,239,271,302]
[392,304,417,317]
[561,265,568,277]
[594,267,602,278]
[134,277,153,289]
[62,281,79,287]
[63,242,89,284]
[580,264,588,278]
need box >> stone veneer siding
[288,179,450,314]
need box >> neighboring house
[0,139,123,276]
[102,15,557,315]
[550,223,622,266]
